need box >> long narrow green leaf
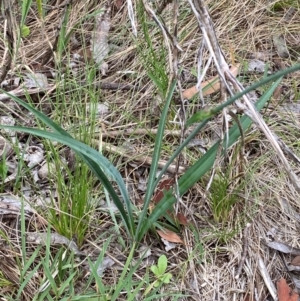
[21,0,33,27]
[0,92,134,236]
[154,119,210,189]
[135,80,177,240]
[36,0,43,19]
[0,126,134,236]
[137,76,283,241]
[211,64,300,114]
[154,65,300,188]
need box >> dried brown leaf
[176,212,188,225]
[114,0,124,10]
[90,6,111,75]
[273,35,290,58]
[277,278,299,301]
[157,228,184,244]
[182,64,240,100]
[291,256,300,266]
[153,178,174,203]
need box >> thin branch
[0,1,13,83]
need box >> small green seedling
[150,255,172,287]
[144,255,173,296]
[21,25,30,37]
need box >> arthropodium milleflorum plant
[1,65,299,246]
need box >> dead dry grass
[1,0,300,300]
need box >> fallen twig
[257,256,278,301]
[0,85,56,101]
[235,223,251,279]
[94,141,187,174]
[0,80,146,102]
[0,1,14,84]
[95,128,189,139]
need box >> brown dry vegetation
[1,0,300,300]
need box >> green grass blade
[135,80,177,241]
[224,76,283,147]
[111,242,136,300]
[154,66,300,186]
[57,271,77,295]
[0,92,134,236]
[36,0,43,19]
[20,0,33,27]
[0,126,134,236]
[155,118,210,189]
[17,261,42,300]
[212,64,300,114]
[136,76,283,241]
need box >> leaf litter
[0,0,300,300]
[277,278,299,301]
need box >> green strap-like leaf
[137,75,283,241]
[0,92,135,236]
[0,126,135,236]
[36,0,43,19]
[135,80,177,240]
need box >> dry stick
[276,135,300,166]
[226,71,300,192]
[0,86,56,101]
[94,141,186,174]
[257,256,278,301]
[0,80,145,102]
[0,2,13,83]
[95,128,187,139]
[142,0,182,76]
[190,0,300,192]
[235,223,251,279]
[189,0,233,96]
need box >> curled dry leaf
[24,73,48,89]
[157,228,184,244]
[0,194,34,216]
[288,256,300,272]
[248,59,266,73]
[273,35,290,58]
[138,245,152,258]
[24,145,44,168]
[38,162,56,180]
[95,257,115,277]
[90,6,111,75]
[176,212,188,225]
[265,240,300,256]
[161,238,176,252]
[277,278,299,301]
[182,64,240,100]
[291,256,300,266]
[0,116,15,138]
[26,232,83,256]
[153,178,174,203]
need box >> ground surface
[0,0,300,300]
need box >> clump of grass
[209,171,240,224]
[1,0,300,299]
[1,64,289,245]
